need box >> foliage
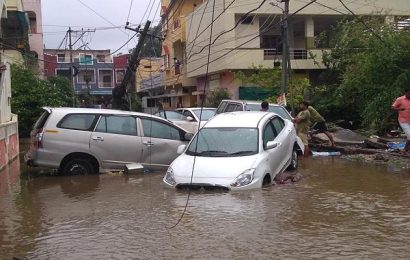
[11,66,73,136]
[234,65,281,89]
[130,92,142,112]
[138,23,162,58]
[310,18,410,133]
[205,88,230,107]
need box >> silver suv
[216,100,292,120]
[25,107,192,175]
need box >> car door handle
[143,141,154,146]
[92,136,104,141]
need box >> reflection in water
[1,157,410,259]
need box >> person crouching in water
[293,101,310,157]
[307,102,335,147]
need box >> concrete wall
[0,114,19,171]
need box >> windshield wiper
[227,151,255,156]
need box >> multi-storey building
[0,0,28,170]
[184,0,410,101]
[44,49,116,97]
[22,0,43,76]
[156,0,204,109]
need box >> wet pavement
[1,154,410,259]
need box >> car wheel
[62,158,94,175]
[287,148,298,171]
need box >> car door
[262,118,289,176]
[139,117,187,167]
[271,117,292,169]
[90,115,142,170]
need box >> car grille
[176,183,229,192]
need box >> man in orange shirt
[392,88,410,153]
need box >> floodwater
[1,155,410,259]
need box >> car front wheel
[62,158,94,175]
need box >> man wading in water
[308,102,335,147]
[293,101,311,157]
[392,87,410,154]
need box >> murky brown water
[1,155,410,259]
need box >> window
[78,70,95,84]
[164,55,170,69]
[99,70,113,88]
[240,15,254,24]
[172,19,180,30]
[116,70,125,83]
[58,114,97,130]
[272,117,285,135]
[216,102,228,114]
[141,118,181,140]
[263,122,276,148]
[57,53,66,63]
[95,116,137,136]
[97,54,105,63]
[56,69,70,79]
[79,54,93,65]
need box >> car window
[272,117,285,135]
[182,110,194,118]
[33,110,50,130]
[263,122,277,148]
[95,116,137,136]
[58,114,97,131]
[226,103,242,112]
[141,118,181,140]
[155,111,187,120]
[192,109,216,121]
[269,106,292,120]
[216,102,228,114]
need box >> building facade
[22,0,43,76]
[185,0,410,100]
[43,50,133,106]
[0,0,27,171]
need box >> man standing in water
[392,87,410,154]
[308,102,335,147]
[293,101,311,157]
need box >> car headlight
[231,169,255,187]
[164,167,176,186]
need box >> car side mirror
[177,144,187,154]
[186,116,194,121]
[266,141,280,150]
[184,132,194,141]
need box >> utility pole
[112,21,152,110]
[280,0,290,97]
[68,27,75,106]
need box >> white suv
[25,107,192,175]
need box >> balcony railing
[264,49,308,60]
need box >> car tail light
[33,128,44,148]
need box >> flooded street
[1,155,410,259]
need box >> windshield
[246,104,291,120]
[155,111,187,120]
[186,127,259,157]
[192,109,216,121]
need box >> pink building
[23,0,44,76]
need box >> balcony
[264,49,308,60]
[0,10,29,51]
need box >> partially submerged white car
[163,111,304,191]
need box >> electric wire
[167,0,217,230]
[127,0,134,22]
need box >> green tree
[234,65,281,89]
[205,88,230,107]
[138,23,162,57]
[310,18,410,133]
[11,66,73,136]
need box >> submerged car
[155,108,216,133]
[25,107,192,175]
[216,100,292,120]
[163,111,304,191]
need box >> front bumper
[163,176,263,191]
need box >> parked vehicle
[155,108,216,133]
[216,100,292,120]
[25,107,192,175]
[163,111,304,191]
